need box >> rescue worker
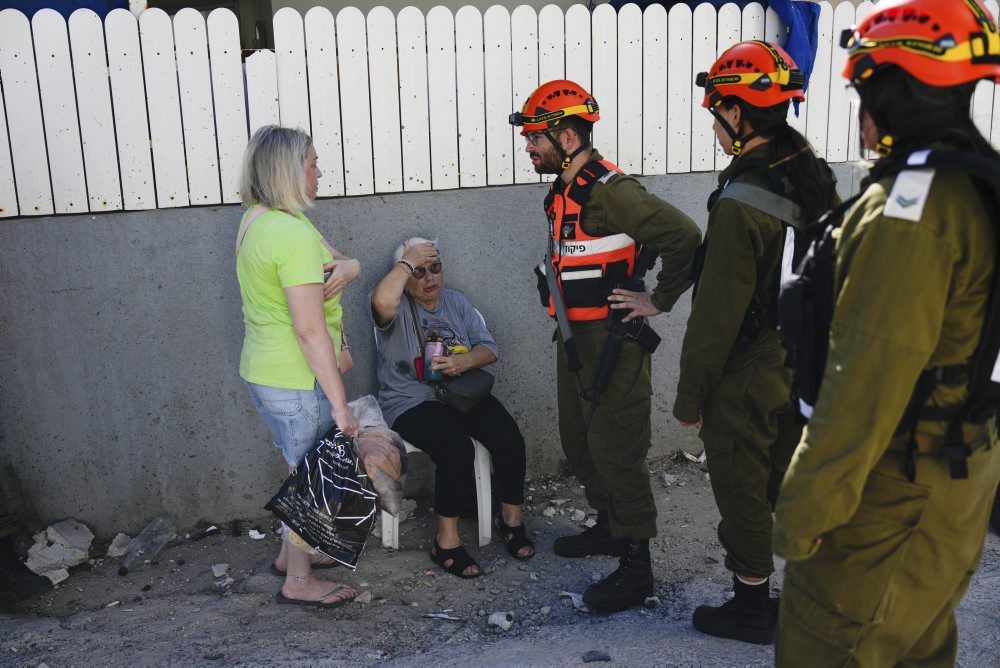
[773,0,1000,664]
[673,41,838,644]
[510,80,701,612]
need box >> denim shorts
[244,380,334,467]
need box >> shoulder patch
[883,169,935,222]
[597,171,617,185]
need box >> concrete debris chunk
[488,611,514,631]
[550,498,571,507]
[215,577,234,590]
[570,509,586,522]
[583,517,597,528]
[643,596,660,608]
[211,563,229,578]
[582,650,612,663]
[542,507,557,518]
[355,590,374,605]
[107,533,131,558]
[558,591,590,612]
[47,519,94,552]
[44,568,69,585]
[661,473,678,486]
[529,572,539,581]
[248,529,266,540]
[26,542,88,574]
[398,499,418,523]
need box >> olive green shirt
[578,150,702,313]
[773,154,996,561]
[673,145,788,423]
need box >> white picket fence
[1,1,999,218]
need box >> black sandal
[495,515,535,560]
[430,539,483,579]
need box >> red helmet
[696,41,806,109]
[509,80,600,136]
[842,0,1000,87]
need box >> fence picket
[714,3,742,169]
[986,1,1000,149]
[826,1,854,163]
[272,8,310,132]
[106,8,154,210]
[245,50,279,136]
[591,4,618,163]
[667,4,692,173]
[691,3,716,171]
[174,9,221,205]
[455,6,486,187]
[208,8,248,203]
[368,7,403,192]
[427,7,459,190]
[398,7,431,191]
[806,2,833,160]
[511,6,539,184]
[0,78,15,217]
[741,2,765,40]
[642,4,668,175]
[565,4,591,91]
[484,5,513,185]
[848,2,875,161]
[617,4,642,173]
[33,9,87,214]
[304,7,344,198]
[1,9,53,215]
[539,4,564,84]
[69,9,121,212]
[140,8,188,207]
[337,7,374,195]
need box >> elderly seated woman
[370,237,534,578]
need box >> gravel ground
[2,452,999,666]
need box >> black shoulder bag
[405,294,494,413]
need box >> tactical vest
[539,160,636,322]
[779,149,1000,481]
[690,157,814,352]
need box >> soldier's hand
[679,411,702,428]
[609,288,662,323]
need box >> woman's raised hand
[401,242,438,268]
[323,258,361,300]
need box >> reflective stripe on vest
[545,159,636,321]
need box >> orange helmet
[841,0,1000,87]
[696,41,806,110]
[509,80,600,136]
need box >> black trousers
[392,395,527,518]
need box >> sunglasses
[411,262,443,279]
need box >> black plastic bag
[265,425,378,570]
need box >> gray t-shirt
[371,288,499,427]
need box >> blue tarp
[0,1,127,19]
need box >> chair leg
[473,440,492,547]
[381,509,399,550]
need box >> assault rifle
[581,246,662,437]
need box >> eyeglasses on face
[411,262,443,279]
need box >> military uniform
[773,151,1000,665]
[555,150,701,540]
[673,144,803,578]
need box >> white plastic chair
[381,438,492,549]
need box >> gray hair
[393,237,439,263]
[238,125,313,214]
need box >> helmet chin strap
[543,129,591,171]
[709,106,759,157]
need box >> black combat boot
[0,535,52,606]
[581,538,654,613]
[692,575,777,645]
[553,511,626,558]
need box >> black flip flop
[430,540,483,579]
[274,584,355,609]
[495,515,535,560]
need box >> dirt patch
[2,452,998,666]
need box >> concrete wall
[0,164,860,537]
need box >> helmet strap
[544,128,591,172]
[710,107,758,157]
[875,134,894,157]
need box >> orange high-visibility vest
[543,160,637,321]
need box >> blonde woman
[236,125,360,608]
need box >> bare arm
[370,242,439,326]
[285,283,358,436]
[320,238,361,300]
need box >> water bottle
[119,516,176,575]
[424,334,445,383]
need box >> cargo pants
[699,342,801,578]
[776,436,1000,667]
[557,320,657,540]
